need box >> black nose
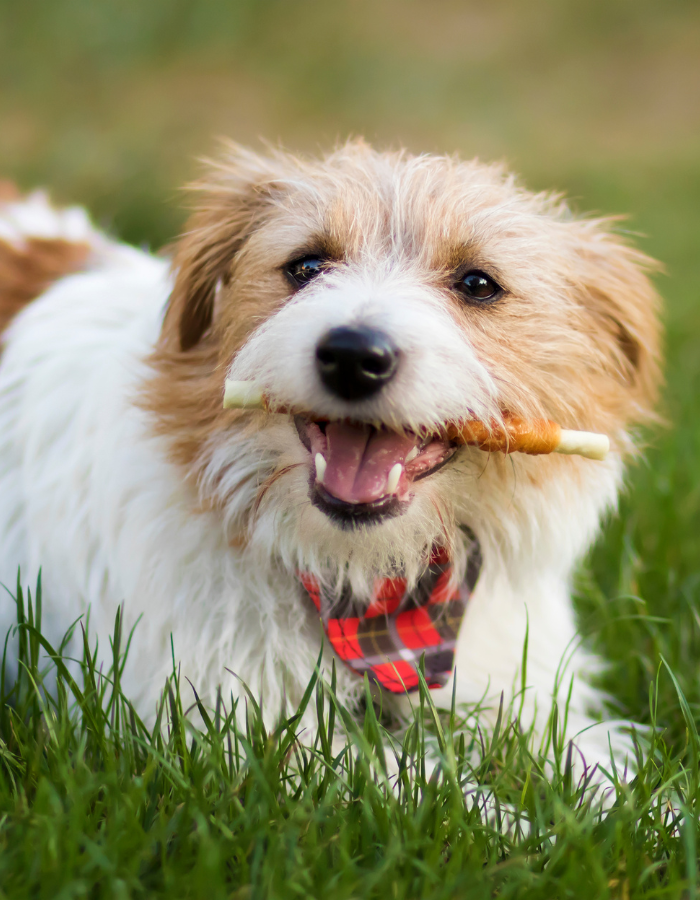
[315,326,399,401]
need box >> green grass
[0,576,698,899]
[1,0,700,895]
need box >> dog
[0,142,661,777]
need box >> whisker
[251,463,304,520]
[428,496,453,555]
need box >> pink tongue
[322,422,417,504]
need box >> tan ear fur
[164,149,282,351]
[572,221,663,426]
[143,147,298,473]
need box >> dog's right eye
[286,256,326,287]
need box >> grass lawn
[1,1,700,896]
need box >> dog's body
[0,144,661,773]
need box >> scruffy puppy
[0,143,660,775]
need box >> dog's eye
[286,256,326,287]
[456,270,502,303]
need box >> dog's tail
[0,183,108,338]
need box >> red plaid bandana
[299,530,482,694]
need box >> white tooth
[386,463,403,494]
[405,446,419,463]
[315,453,327,483]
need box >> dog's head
[145,141,661,589]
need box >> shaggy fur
[0,143,661,778]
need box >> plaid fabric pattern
[299,530,482,693]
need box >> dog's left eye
[455,270,502,303]
[286,256,326,287]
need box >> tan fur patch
[0,235,91,338]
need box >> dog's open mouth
[295,417,458,528]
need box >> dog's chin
[310,480,406,530]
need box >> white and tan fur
[0,143,661,776]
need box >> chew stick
[222,379,610,461]
[443,417,610,461]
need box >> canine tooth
[315,453,327,483]
[405,446,419,463]
[386,463,402,494]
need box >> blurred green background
[2,0,700,733]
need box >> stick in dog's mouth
[222,379,611,464]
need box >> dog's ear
[571,221,663,417]
[164,148,281,351]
